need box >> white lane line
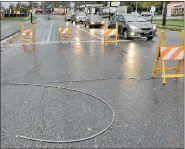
[77,26,102,40]
[46,21,53,42]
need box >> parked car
[71,11,86,24]
[65,14,71,21]
[84,15,104,28]
[108,14,157,40]
[35,8,43,14]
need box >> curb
[1,30,20,51]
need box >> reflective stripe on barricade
[104,22,118,48]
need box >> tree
[20,3,29,14]
[15,2,22,10]
[9,3,15,13]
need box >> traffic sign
[111,2,120,7]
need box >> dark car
[108,14,157,40]
[71,11,86,24]
[65,14,71,21]
[84,15,104,28]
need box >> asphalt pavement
[1,15,184,148]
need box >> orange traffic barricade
[104,22,118,48]
[152,30,184,85]
[58,21,70,43]
[21,24,34,44]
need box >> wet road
[1,15,184,148]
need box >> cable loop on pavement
[9,83,115,143]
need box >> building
[77,4,104,15]
[167,1,184,16]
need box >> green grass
[156,25,184,31]
[152,19,184,27]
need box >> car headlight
[76,17,79,19]
[101,21,104,24]
[153,25,156,29]
[130,25,139,30]
[91,21,95,24]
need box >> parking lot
[1,14,184,148]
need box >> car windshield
[124,15,146,22]
[76,11,86,16]
[90,15,101,20]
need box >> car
[65,14,71,21]
[71,11,86,24]
[140,12,153,21]
[108,14,157,40]
[35,8,43,14]
[84,15,104,28]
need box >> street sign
[111,2,120,7]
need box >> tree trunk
[162,1,167,26]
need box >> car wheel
[75,21,77,25]
[85,23,86,28]
[147,36,154,40]
[123,29,128,40]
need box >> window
[124,15,146,22]
[112,15,118,21]
[118,15,124,21]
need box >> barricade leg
[21,24,24,44]
[58,32,61,43]
[152,48,160,78]
[176,59,184,74]
[161,59,166,85]
[116,35,118,48]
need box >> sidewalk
[1,20,30,41]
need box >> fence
[5,14,29,18]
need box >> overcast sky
[1,2,30,8]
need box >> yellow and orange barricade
[58,22,70,43]
[104,22,118,48]
[152,30,184,85]
[21,24,34,44]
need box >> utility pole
[109,1,111,20]
[162,1,167,26]
[136,1,138,12]
[30,1,32,23]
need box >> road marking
[46,21,53,42]
[77,26,102,40]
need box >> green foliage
[9,3,15,12]
[120,1,163,13]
